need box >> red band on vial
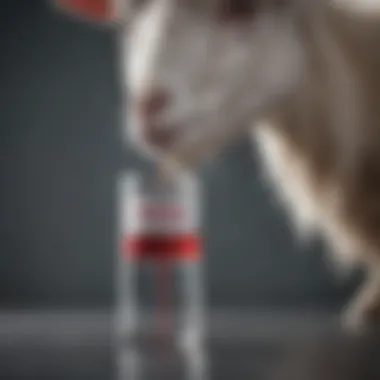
[123,234,201,261]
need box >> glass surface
[1,311,380,380]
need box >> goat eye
[216,0,260,22]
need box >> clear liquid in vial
[116,170,208,380]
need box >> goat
[55,0,380,333]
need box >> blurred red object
[54,0,111,21]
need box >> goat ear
[53,0,129,27]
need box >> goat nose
[138,88,171,121]
[135,88,176,150]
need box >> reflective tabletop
[0,311,379,380]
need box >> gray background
[0,0,359,311]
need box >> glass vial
[116,170,208,380]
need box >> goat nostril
[138,89,170,120]
[135,88,176,150]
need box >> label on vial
[124,197,199,235]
